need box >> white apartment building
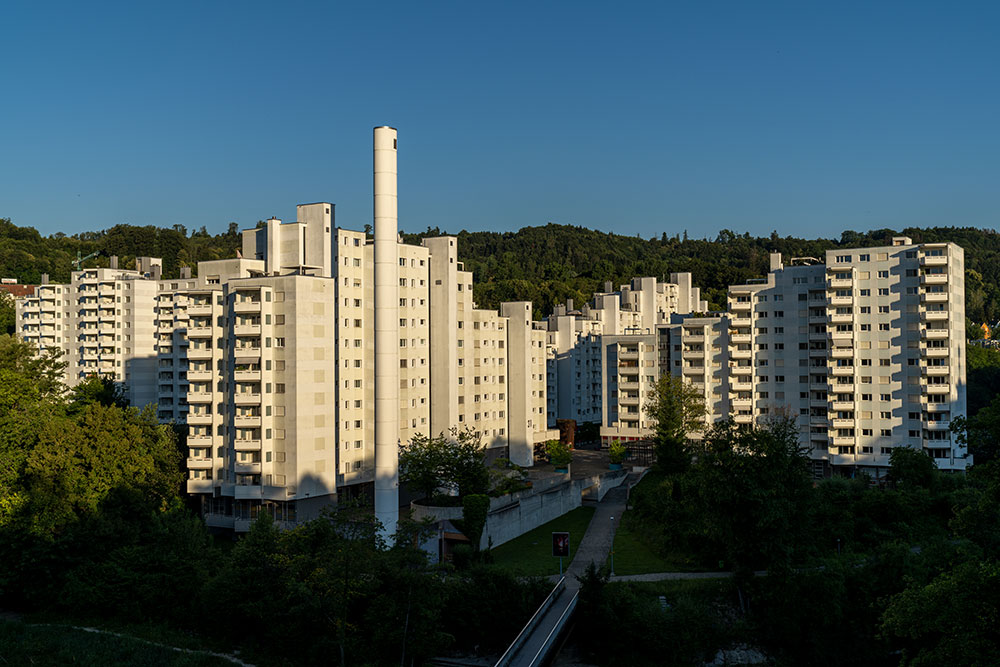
[16,258,164,409]
[586,237,968,475]
[15,130,555,532]
[544,276,709,433]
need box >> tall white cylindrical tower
[373,126,399,542]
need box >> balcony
[921,328,949,341]
[234,346,261,360]
[187,392,213,403]
[831,400,854,411]
[831,418,855,429]
[234,369,261,381]
[924,420,951,431]
[733,413,753,424]
[729,333,751,344]
[920,309,949,322]
[188,303,213,316]
[204,513,235,529]
[234,439,262,451]
[682,348,704,358]
[922,365,949,377]
[233,300,261,313]
[731,398,752,409]
[829,330,854,342]
[827,278,853,289]
[731,381,752,392]
[730,349,751,360]
[234,462,262,475]
[730,301,752,312]
[920,255,947,267]
[831,366,854,377]
[619,381,639,391]
[235,485,263,500]
[234,415,262,427]
[186,479,214,494]
[187,347,213,360]
[682,365,705,376]
[730,365,752,376]
[828,296,853,307]
[186,370,212,381]
[920,274,947,285]
[186,457,213,470]
[186,413,213,425]
[828,313,853,325]
[830,347,853,359]
[923,384,950,395]
[235,393,262,405]
[187,326,213,338]
[234,324,262,336]
[730,317,751,328]
[186,435,213,446]
[921,291,948,304]
[829,383,855,394]
[831,436,855,447]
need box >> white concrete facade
[581,237,969,474]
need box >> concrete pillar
[373,126,399,542]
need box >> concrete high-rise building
[543,275,709,434]
[15,127,556,531]
[14,127,971,536]
[577,237,969,475]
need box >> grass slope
[0,618,240,666]
[490,506,596,576]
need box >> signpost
[552,531,570,575]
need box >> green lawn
[608,516,705,574]
[490,506,596,576]
[0,619,238,667]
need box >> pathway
[500,472,637,667]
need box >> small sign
[552,531,570,558]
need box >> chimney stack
[180,267,192,279]
[373,126,400,542]
[110,255,119,269]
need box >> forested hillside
[4,216,1000,321]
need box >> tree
[951,397,1000,465]
[686,417,812,580]
[461,494,489,551]
[67,374,128,414]
[888,447,937,490]
[882,559,1000,666]
[0,292,14,335]
[399,428,489,501]
[644,374,706,475]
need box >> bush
[546,440,572,467]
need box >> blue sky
[2,1,998,239]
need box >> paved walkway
[564,483,628,589]
[504,474,636,666]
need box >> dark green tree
[644,374,706,475]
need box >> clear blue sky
[3,1,999,239]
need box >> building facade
[579,237,969,475]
